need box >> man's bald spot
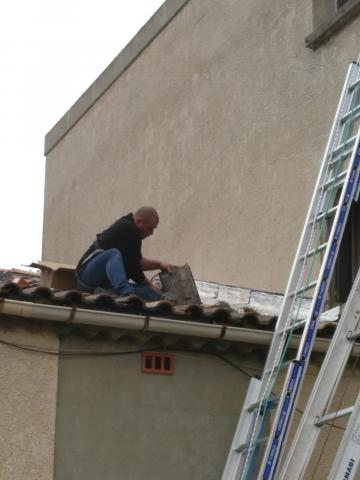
[134,206,159,224]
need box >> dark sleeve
[96,218,145,283]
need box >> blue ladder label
[262,362,303,479]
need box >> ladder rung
[247,396,280,413]
[331,135,357,158]
[329,146,352,167]
[299,242,328,261]
[349,78,360,92]
[290,280,318,297]
[346,329,360,341]
[313,206,337,223]
[340,104,360,124]
[277,319,307,335]
[264,359,295,376]
[236,436,269,453]
[321,170,347,191]
[315,406,354,426]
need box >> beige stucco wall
[43,0,360,292]
[0,313,356,478]
[0,319,58,480]
[52,334,360,479]
[54,334,257,480]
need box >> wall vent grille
[141,352,175,375]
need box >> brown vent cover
[159,264,201,306]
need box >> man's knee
[106,248,123,262]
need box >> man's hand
[158,261,172,273]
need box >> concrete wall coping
[44,0,190,155]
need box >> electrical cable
[0,336,259,379]
[0,334,347,431]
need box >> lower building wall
[54,334,360,480]
[0,317,357,479]
[0,318,59,480]
[54,334,261,480]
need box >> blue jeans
[76,248,160,301]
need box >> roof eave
[0,298,355,355]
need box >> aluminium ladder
[250,56,360,480]
[222,56,360,480]
[279,266,360,479]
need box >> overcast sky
[0,0,164,269]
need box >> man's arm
[141,257,172,272]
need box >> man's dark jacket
[76,213,145,283]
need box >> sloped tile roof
[0,279,340,342]
[0,267,342,350]
[0,281,274,329]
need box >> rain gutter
[0,298,358,355]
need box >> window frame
[306,0,360,50]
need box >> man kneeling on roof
[75,206,172,301]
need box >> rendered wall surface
[54,335,257,480]
[53,335,360,479]
[0,320,58,480]
[43,0,360,292]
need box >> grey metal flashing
[306,0,360,50]
[196,280,341,322]
[44,0,191,155]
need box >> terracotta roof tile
[0,280,272,329]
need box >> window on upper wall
[306,0,360,50]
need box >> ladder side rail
[355,173,360,201]
[258,63,359,397]
[258,135,360,480]
[328,390,360,480]
[258,128,360,417]
[279,266,360,480]
[296,136,360,363]
[234,60,360,480]
[221,378,261,480]
[259,360,305,480]
[321,68,360,219]
[324,63,360,176]
[239,64,360,479]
